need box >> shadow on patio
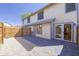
[15,35,79,56]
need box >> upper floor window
[27,17,30,23]
[38,11,44,20]
[66,3,76,13]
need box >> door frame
[54,24,64,40]
[54,22,74,42]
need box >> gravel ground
[0,37,64,56]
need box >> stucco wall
[44,4,77,24]
[24,3,77,42]
[43,4,77,42]
[44,4,65,20]
[30,14,37,23]
[24,4,77,24]
[24,14,37,25]
[24,19,27,25]
[44,3,77,42]
[77,3,79,25]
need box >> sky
[0,3,48,26]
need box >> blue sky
[0,3,47,26]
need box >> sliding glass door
[55,24,72,41]
[55,24,64,40]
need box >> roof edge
[22,3,56,20]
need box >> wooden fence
[4,26,23,38]
[4,26,32,38]
[0,23,3,44]
[23,26,32,36]
[0,23,32,44]
[4,27,12,38]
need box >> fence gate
[0,23,3,44]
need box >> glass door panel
[55,24,64,40]
[64,24,71,41]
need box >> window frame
[36,24,42,34]
[27,17,30,23]
[65,3,76,13]
[38,11,44,20]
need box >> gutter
[23,18,56,26]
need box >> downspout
[76,3,79,44]
[76,4,78,26]
[50,18,56,39]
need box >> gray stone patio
[0,35,79,56]
[16,35,79,56]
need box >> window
[66,3,76,13]
[27,17,30,23]
[37,24,42,34]
[38,11,44,20]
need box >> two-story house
[22,3,79,44]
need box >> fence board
[0,23,3,44]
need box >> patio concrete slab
[22,35,79,56]
[15,37,64,56]
[0,37,63,56]
[0,37,28,56]
[0,36,79,56]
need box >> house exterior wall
[30,14,37,23]
[24,14,37,25]
[76,4,79,44]
[44,4,65,20]
[44,4,77,24]
[23,3,77,43]
[24,4,77,24]
[77,3,79,26]
[24,19,27,25]
[43,3,77,43]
